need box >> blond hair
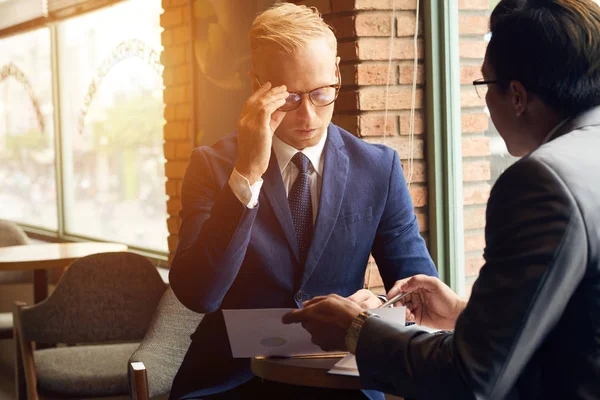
[249,3,337,56]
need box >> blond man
[169,3,437,399]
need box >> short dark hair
[486,0,600,115]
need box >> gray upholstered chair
[129,286,203,400]
[0,219,31,340]
[13,251,167,400]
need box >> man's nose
[295,94,316,120]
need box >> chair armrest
[129,361,150,400]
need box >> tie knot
[291,152,310,174]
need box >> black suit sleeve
[355,157,587,399]
[169,148,260,313]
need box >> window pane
[58,0,167,251]
[0,29,57,230]
[458,0,518,296]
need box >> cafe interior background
[2,0,580,396]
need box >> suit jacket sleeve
[355,157,587,399]
[371,150,438,288]
[169,148,260,313]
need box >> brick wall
[161,0,193,261]
[161,0,428,292]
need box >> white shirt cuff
[228,168,263,208]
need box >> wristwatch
[345,310,380,354]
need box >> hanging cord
[368,0,420,290]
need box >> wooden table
[0,242,128,303]
[251,355,362,390]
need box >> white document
[328,306,407,377]
[223,308,327,358]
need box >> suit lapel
[261,151,300,263]
[300,125,349,287]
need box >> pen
[378,291,412,308]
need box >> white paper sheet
[223,308,327,358]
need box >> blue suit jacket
[169,123,437,399]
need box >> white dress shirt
[541,118,570,145]
[228,130,328,224]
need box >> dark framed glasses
[255,65,341,112]
[473,78,497,98]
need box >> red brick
[338,41,359,62]
[465,255,485,277]
[459,41,488,59]
[165,161,189,179]
[359,86,423,111]
[167,197,182,215]
[163,142,176,160]
[160,7,183,29]
[463,160,491,182]
[462,136,490,157]
[168,234,179,252]
[461,87,486,108]
[332,114,359,134]
[458,0,489,10]
[165,180,178,197]
[416,211,427,232]
[356,38,423,61]
[402,160,426,183]
[163,85,187,104]
[399,110,425,135]
[164,104,176,121]
[161,44,186,67]
[295,0,332,14]
[460,64,482,85]
[363,136,424,159]
[461,113,489,133]
[332,0,418,11]
[172,24,191,45]
[174,65,191,85]
[356,12,392,36]
[463,183,491,205]
[464,233,485,252]
[396,12,422,37]
[463,207,486,230]
[459,15,489,36]
[161,29,173,46]
[164,121,189,140]
[398,62,424,84]
[167,216,181,234]
[175,141,192,159]
[359,114,397,136]
[329,15,355,39]
[163,68,174,87]
[334,91,359,112]
[175,103,191,120]
[356,63,395,85]
[409,186,427,207]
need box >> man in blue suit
[169,3,437,399]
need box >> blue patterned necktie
[288,152,313,266]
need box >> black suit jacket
[169,124,438,399]
[355,106,600,400]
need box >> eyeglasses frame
[254,65,342,111]
[472,78,498,98]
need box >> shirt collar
[541,118,570,145]
[272,128,328,176]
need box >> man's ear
[510,80,528,117]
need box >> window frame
[0,5,168,264]
[424,0,466,294]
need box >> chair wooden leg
[14,310,26,400]
[129,362,150,400]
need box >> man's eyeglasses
[473,78,497,98]
[255,66,341,112]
